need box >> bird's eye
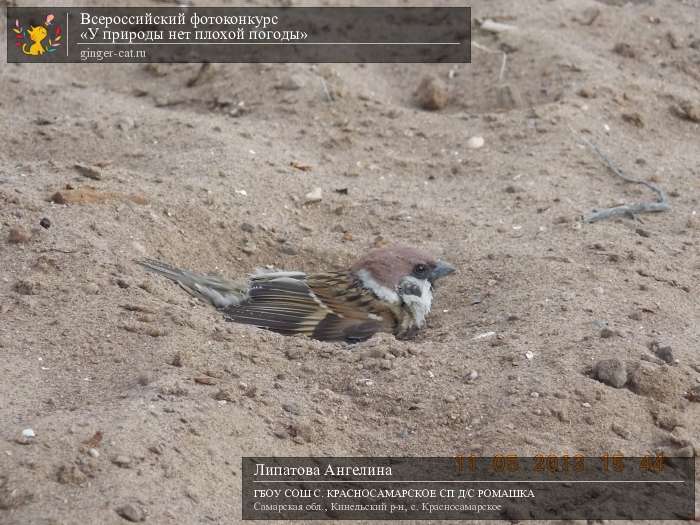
[412,264,428,277]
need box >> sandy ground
[1,0,699,523]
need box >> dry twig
[319,77,333,102]
[572,130,671,223]
[472,41,508,84]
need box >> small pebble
[467,136,485,149]
[15,428,36,445]
[525,351,534,360]
[112,455,132,467]
[304,187,323,204]
[39,218,51,229]
[88,448,100,458]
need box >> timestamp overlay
[6,7,470,63]
[242,456,695,520]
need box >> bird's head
[351,245,456,302]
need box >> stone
[467,136,485,149]
[304,187,323,204]
[111,455,132,468]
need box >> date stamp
[453,453,667,474]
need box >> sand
[1,0,699,523]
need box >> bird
[138,245,455,343]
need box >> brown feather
[222,271,397,342]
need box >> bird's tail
[137,258,248,309]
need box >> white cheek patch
[399,276,433,327]
[356,269,400,304]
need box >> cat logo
[13,14,62,56]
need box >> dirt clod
[56,465,87,485]
[651,342,674,364]
[613,42,636,58]
[593,359,627,388]
[414,75,448,110]
[686,386,700,402]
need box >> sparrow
[138,245,455,343]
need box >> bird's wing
[223,275,329,336]
[305,273,396,321]
[223,272,395,342]
[307,273,398,341]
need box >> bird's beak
[430,260,456,282]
